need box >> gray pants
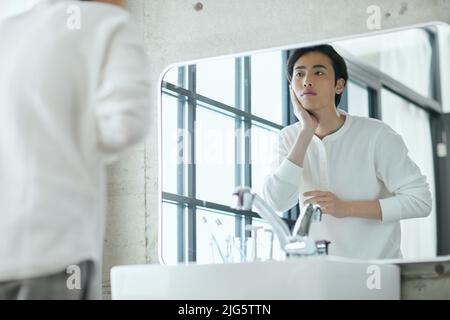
[0,260,93,300]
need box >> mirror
[160,23,450,265]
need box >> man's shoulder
[348,114,389,134]
[349,114,403,148]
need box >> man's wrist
[342,201,352,218]
[299,127,315,139]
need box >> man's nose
[303,75,313,87]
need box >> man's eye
[316,71,324,75]
[295,73,304,78]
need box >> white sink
[110,256,400,299]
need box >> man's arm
[374,125,432,222]
[261,88,317,213]
[286,87,317,167]
[95,17,151,163]
[303,191,382,220]
[262,130,304,213]
[304,125,431,222]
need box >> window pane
[251,51,283,124]
[162,93,189,195]
[251,123,279,196]
[196,208,238,264]
[196,106,235,205]
[347,81,369,117]
[162,93,184,194]
[381,89,437,259]
[333,29,432,97]
[160,202,181,265]
[196,58,236,107]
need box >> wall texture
[102,0,450,297]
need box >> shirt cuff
[379,197,402,223]
[274,158,303,184]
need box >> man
[0,0,150,299]
[262,44,431,260]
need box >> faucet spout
[292,204,322,238]
[232,186,329,258]
[232,187,290,248]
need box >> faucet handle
[232,187,254,211]
[312,205,322,222]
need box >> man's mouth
[301,92,317,97]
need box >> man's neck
[312,106,346,140]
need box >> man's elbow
[98,106,150,153]
[409,190,432,219]
[419,194,432,218]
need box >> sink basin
[110,256,400,299]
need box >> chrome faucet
[232,187,291,249]
[232,187,330,258]
[292,202,322,237]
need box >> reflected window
[347,81,369,117]
[251,51,283,124]
[197,58,236,107]
[161,202,181,265]
[334,29,433,98]
[196,208,238,264]
[161,54,285,264]
[161,94,184,195]
[196,106,235,205]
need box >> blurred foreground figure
[0,0,150,299]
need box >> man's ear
[335,78,346,94]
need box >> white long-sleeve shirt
[0,0,150,297]
[262,110,432,260]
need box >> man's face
[290,51,344,112]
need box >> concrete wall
[102,0,450,297]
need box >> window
[251,51,284,124]
[333,28,433,98]
[161,54,287,264]
[196,58,235,107]
[195,106,235,205]
[347,81,369,117]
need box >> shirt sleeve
[262,128,303,213]
[94,17,151,163]
[375,125,432,223]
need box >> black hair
[286,44,348,106]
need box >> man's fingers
[289,86,304,108]
[304,196,330,205]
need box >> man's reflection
[262,44,431,260]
